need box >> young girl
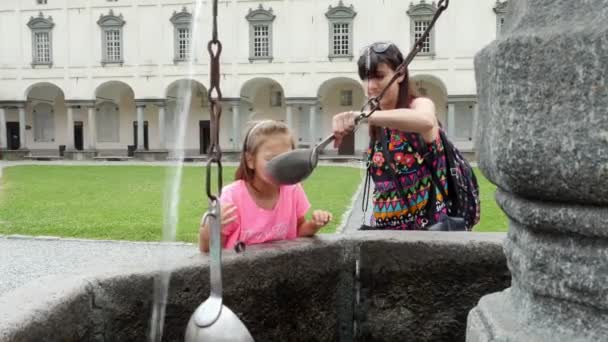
[199,120,333,253]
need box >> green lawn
[0,165,507,242]
[0,165,363,242]
[473,169,509,232]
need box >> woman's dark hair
[357,43,416,139]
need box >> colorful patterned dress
[367,127,449,230]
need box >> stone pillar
[0,107,6,150]
[157,102,166,150]
[136,104,145,150]
[18,105,27,149]
[286,104,294,137]
[309,104,317,145]
[472,102,479,144]
[447,103,455,139]
[66,105,75,150]
[87,105,96,150]
[467,1,608,341]
[232,103,240,149]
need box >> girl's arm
[199,221,226,253]
[198,203,237,253]
[367,97,439,142]
[297,210,333,237]
[297,217,319,237]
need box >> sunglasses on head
[360,42,394,56]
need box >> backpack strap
[417,134,449,202]
[416,132,453,226]
[379,128,409,199]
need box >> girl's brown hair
[234,120,295,183]
[357,43,417,140]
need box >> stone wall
[0,232,508,342]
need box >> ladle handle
[209,200,223,299]
[314,114,366,152]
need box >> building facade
[0,0,508,160]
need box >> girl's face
[246,133,293,185]
[363,62,404,110]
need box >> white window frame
[493,1,508,37]
[407,1,437,57]
[33,103,55,142]
[97,10,126,66]
[27,12,54,67]
[246,5,275,62]
[325,1,357,61]
[170,7,193,63]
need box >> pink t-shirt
[219,180,311,249]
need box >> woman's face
[363,62,404,110]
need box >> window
[325,1,356,60]
[97,10,126,65]
[407,1,437,57]
[253,25,270,57]
[105,30,121,62]
[246,5,275,62]
[37,0,48,4]
[27,12,54,66]
[33,103,55,142]
[332,23,350,56]
[177,28,190,60]
[270,91,282,107]
[340,90,353,106]
[170,7,192,63]
[96,102,120,142]
[493,1,508,37]
[34,32,51,63]
[414,20,431,53]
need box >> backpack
[417,129,480,231]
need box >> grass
[0,165,363,242]
[472,168,509,232]
[0,165,507,242]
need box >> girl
[199,120,333,253]
[332,42,448,230]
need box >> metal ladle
[185,200,254,342]
[265,114,366,185]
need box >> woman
[332,42,448,230]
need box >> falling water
[149,0,205,340]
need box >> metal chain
[206,0,223,201]
[359,0,449,118]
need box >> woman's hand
[332,111,359,147]
[311,210,333,228]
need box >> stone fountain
[0,233,508,341]
[467,0,608,341]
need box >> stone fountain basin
[0,232,508,342]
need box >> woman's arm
[333,97,439,144]
[367,97,439,142]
